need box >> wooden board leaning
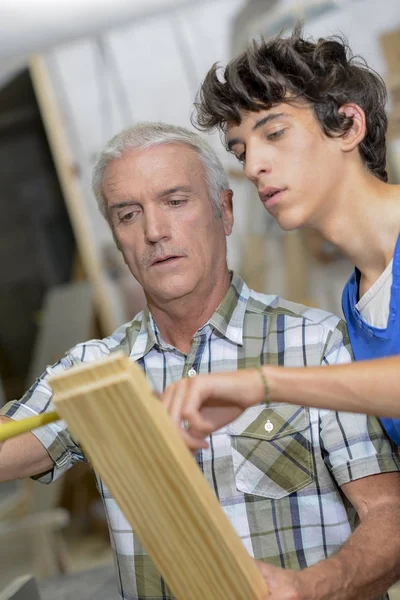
[48,351,269,600]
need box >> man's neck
[312,169,400,288]
[147,270,231,354]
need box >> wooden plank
[49,352,269,600]
[283,231,309,305]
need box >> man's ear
[338,103,366,152]
[220,189,234,235]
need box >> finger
[183,406,215,434]
[180,427,209,451]
[161,382,185,423]
[161,383,201,450]
[161,383,177,413]
[162,386,208,450]
[168,381,190,430]
[181,378,216,432]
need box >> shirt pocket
[227,404,314,500]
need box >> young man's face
[226,102,344,230]
[103,144,233,304]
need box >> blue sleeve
[380,418,400,446]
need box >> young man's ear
[220,189,234,236]
[338,103,367,152]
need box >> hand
[161,369,264,451]
[256,562,304,600]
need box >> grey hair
[92,122,230,221]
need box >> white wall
[0,0,211,61]
[9,0,400,319]
[39,1,245,274]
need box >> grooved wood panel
[49,352,268,600]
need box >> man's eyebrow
[156,186,191,198]
[107,187,191,211]
[227,112,289,150]
[253,112,287,131]
[108,200,138,212]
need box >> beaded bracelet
[258,366,271,407]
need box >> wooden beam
[49,352,269,600]
[28,55,116,335]
[283,231,309,305]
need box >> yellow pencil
[0,411,60,442]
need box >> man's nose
[243,145,272,182]
[143,208,170,244]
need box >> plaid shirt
[2,272,399,600]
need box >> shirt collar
[125,271,249,359]
[208,271,249,345]
[124,305,156,361]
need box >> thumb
[256,562,300,600]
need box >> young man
[0,123,399,600]
[192,25,400,445]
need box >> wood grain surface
[49,352,269,600]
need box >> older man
[0,122,399,600]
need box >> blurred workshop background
[0,0,400,597]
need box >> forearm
[0,417,53,481]
[296,503,400,600]
[262,357,400,417]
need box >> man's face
[226,102,344,230]
[103,144,233,303]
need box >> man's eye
[237,151,246,164]
[169,199,184,207]
[120,211,137,222]
[266,129,285,141]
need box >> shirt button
[188,368,197,378]
[264,420,274,433]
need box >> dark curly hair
[194,25,388,182]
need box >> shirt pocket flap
[227,404,309,441]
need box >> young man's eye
[266,129,285,141]
[169,199,185,207]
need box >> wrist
[296,557,346,600]
[258,365,279,404]
[258,366,271,406]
